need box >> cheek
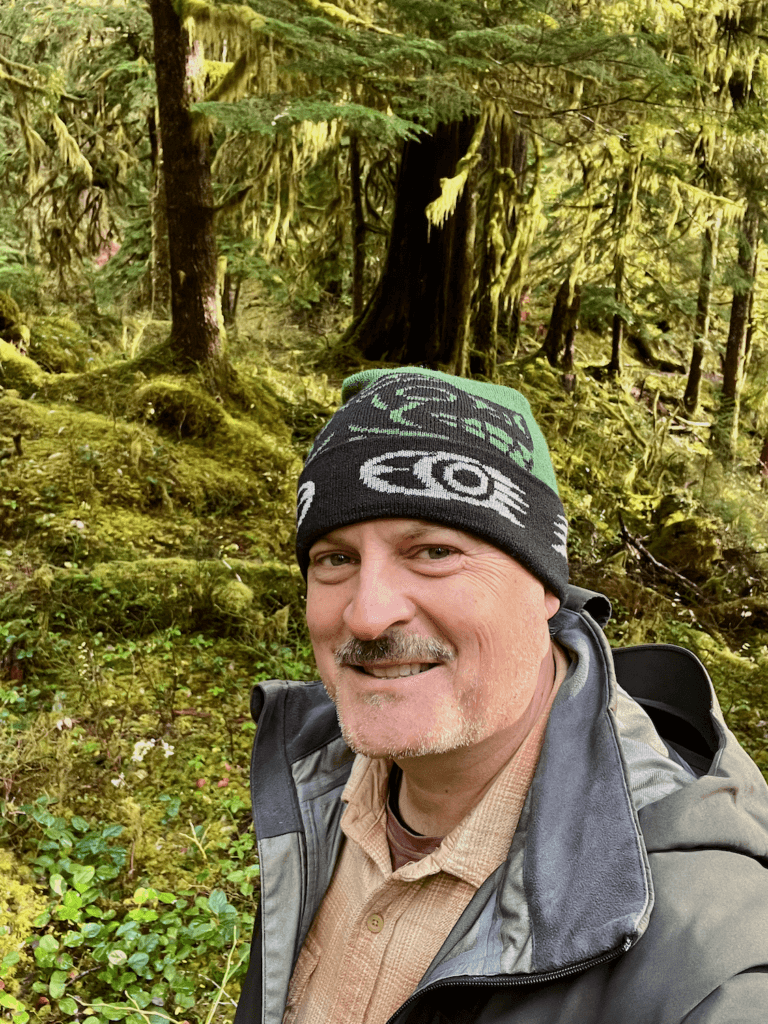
[306,582,339,641]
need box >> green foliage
[195,97,424,143]
[1,798,251,1024]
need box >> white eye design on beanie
[296,481,316,528]
[360,451,528,526]
[552,515,568,558]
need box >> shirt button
[366,913,384,933]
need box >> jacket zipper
[384,938,633,1024]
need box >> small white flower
[111,773,126,788]
[131,738,156,763]
[160,740,175,758]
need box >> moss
[0,291,22,337]
[0,849,47,991]
[27,314,106,374]
[126,378,228,439]
[2,556,305,637]
[0,340,47,396]
[647,514,722,582]
[0,393,299,564]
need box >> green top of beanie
[340,366,560,496]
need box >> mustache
[335,633,455,666]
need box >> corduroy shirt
[282,672,563,1024]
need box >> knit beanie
[295,367,569,600]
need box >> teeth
[364,663,434,679]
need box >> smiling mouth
[356,663,438,679]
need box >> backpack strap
[613,644,720,775]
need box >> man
[235,367,768,1024]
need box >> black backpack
[564,585,719,776]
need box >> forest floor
[1,296,767,1024]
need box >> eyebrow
[315,522,456,547]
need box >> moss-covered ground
[1,307,767,1024]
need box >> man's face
[306,518,560,759]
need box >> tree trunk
[719,201,759,455]
[475,122,527,377]
[344,119,478,371]
[350,133,366,319]
[149,0,223,377]
[609,313,624,375]
[607,167,634,376]
[149,108,172,319]
[447,165,477,377]
[683,217,719,416]
[759,432,768,476]
[543,278,581,368]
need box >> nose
[342,562,415,640]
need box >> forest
[1,0,767,1022]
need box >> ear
[544,591,560,619]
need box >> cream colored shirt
[283,674,561,1024]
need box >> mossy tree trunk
[149,0,223,378]
[350,133,366,319]
[148,107,172,319]
[759,432,768,475]
[474,121,527,377]
[343,119,478,373]
[718,201,760,455]
[683,215,720,415]
[607,167,634,376]
[543,277,581,368]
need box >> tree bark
[149,108,172,319]
[607,167,634,376]
[543,277,581,368]
[719,201,759,454]
[683,217,719,415]
[350,133,366,319]
[474,120,521,376]
[759,432,768,476]
[149,0,223,376]
[344,119,478,371]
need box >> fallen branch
[617,511,701,595]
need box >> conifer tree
[148,0,223,376]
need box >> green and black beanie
[295,367,568,600]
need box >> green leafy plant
[1,800,254,1024]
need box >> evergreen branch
[0,60,85,102]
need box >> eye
[315,551,352,567]
[417,546,455,560]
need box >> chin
[337,711,484,760]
